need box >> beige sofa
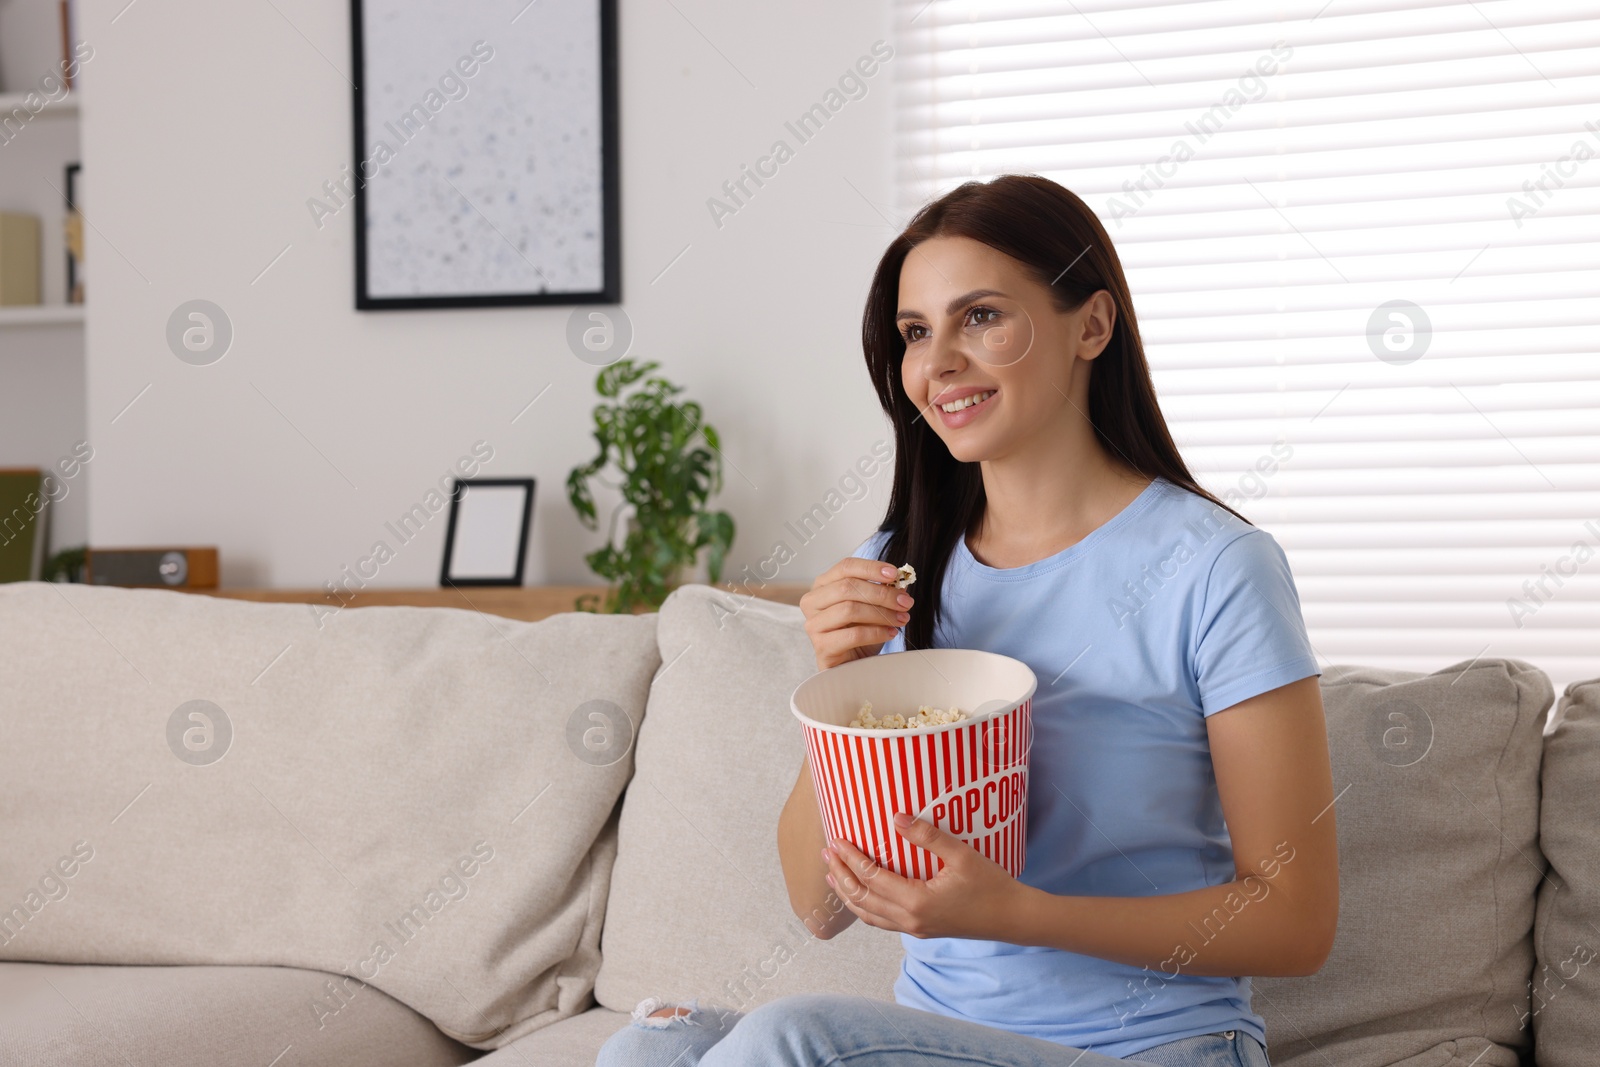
[1,580,1596,1066]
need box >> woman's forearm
[777,755,858,939]
[1004,847,1336,979]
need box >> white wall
[77,0,898,589]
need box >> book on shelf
[0,214,42,306]
[0,469,49,583]
[65,163,83,304]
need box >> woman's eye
[968,306,1000,327]
[902,323,927,343]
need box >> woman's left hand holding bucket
[821,811,1029,942]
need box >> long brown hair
[861,174,1251,650]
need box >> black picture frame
[439,478,536,588]
[349,0,620,310]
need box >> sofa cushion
[0,961,475,1067]
[1252,658,1551,1067]
[1531,676,1600,1067]
[0,582,659,1049]
[472,1005,632,1066]
[594,584,904,1014]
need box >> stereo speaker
[86,547,219,589]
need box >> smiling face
[895,234,1116,465]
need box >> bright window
[892,1,1600,700]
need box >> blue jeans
[595,993,1272,1066]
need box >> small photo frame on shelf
[439,478,535,587]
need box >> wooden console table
[190,583,810,623]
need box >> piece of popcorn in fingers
[894,563,916,589]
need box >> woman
[596,174,1338,1066]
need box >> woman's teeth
[940,390,995,413]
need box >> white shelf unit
[0,89,79,117]
[0,87,82,311]
[0,304,84,327]
[1,45,89,558]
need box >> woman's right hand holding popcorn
[800,557,914,671]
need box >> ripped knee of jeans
[630,997,746,1033]
[630,996,709,1029]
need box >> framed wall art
[349,0,619,309]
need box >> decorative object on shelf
[58,0,84,91]
[86,547,219,588]
[43,544,86,582]
[64,162,83,304]
[566,358,735,614]
[439,477,536,587]
[348,0,619,309]
[0,213,42,306]
[0,469,48,582]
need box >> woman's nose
[916,326,967,382]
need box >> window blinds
[893,0,1600,702]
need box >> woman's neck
[967,426,1151,571]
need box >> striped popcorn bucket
[791,649,1037,880]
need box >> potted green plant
[43,545,88,583]
[566,358,735,614]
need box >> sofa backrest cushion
[1251,658,1552,1067]
[594,584,904,1016]
[1531,677,1600,1067]
[0,582,660,1050]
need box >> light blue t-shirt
[849,475,1320,1060]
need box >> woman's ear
[1075,290,1118,361]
